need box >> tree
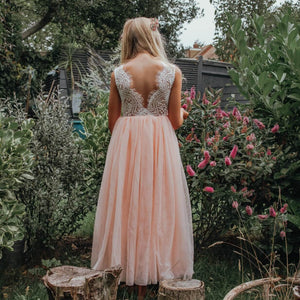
[20,0,202,57]
[209,0,275,62]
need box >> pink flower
[246,144,254,150]
[267,149,272,156]
[202,93,210,105]
[280,231,286,239]
[231,186,236,193]
[207,138,213,146]
[212,97,220,106]
[225,156,232,166]
[210,161,216,167]
[223,121,230,129]
[232,201,239,209]
[204,150,210,160]
[246,133,256,142]
[232,107,242,121]
[269,206,277,217]
[254,119,265,129]
[280,203,288,213]
[186,98,193,105]
[186,165,196,176]
[258,214,269,220]
[182,104,188,109]
[245,205,253,216]
[215,107,222,120]
[184,90,189,96]
[198,159,208,169]
[243,116,249,125]
[190,86,196,100]
[223,135,229,141]
[241,187,247,192]
[271,124,279,133]
[203,186,214,193]
[230,145,238,159]
[272,157,277,161]
[221,110,229,117]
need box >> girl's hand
[181,108,189,120]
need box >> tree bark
[21,7,56,40]
[42,265,122,300]
[158,279,205,300]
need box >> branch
[21,7,57,40]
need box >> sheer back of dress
[114,62,175,116]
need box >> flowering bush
[177,88,282,250]
[228,12,300,256]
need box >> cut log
[42,265,122,300]
[158,279,205,300]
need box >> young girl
[91,17,194,300]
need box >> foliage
[0,108,34,259]
[0,1,26,99]
[76,48,113,111]
[177,88,281,250]
[77,91,110,205]
[228,12,300,253]
[0,1,59,102]
[18,0,201,57]
[214,192,300,299]
[14,93,88,251]
[209,0,275,61]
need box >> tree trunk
[42,265,122,300]
[21,8,56,40]
[158,279,205,300]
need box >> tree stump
[158,279,205,300]
[42,265,122,300]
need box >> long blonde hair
[120,17,169,64]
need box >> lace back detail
[114,63,175,116]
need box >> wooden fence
[46,50,246,112]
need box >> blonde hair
[120,17,169,64]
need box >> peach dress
[91,62,194,286]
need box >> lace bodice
[114,62,176,116]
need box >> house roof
[185,44,219,61]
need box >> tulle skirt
[91,115,194,286]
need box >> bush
[77,91,110,205]
[15,93,88,251]
[177,88,281,251]
[228,12,300,253]
[0,109,34,258]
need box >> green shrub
[15,93,88,251]
[228,12,300,252]
[177,88,281,251]
[0,111,34,258]
[78,91,110,205]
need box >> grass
[2,211,292,300]
[0,239,247,300]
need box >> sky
[179,0,292,47]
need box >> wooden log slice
[42,265,122,300]
[158,279,205,300]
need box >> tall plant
[0,110,34,259]
[15,93,87,251]
[77,91,110,205]
[228,13,300,250]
